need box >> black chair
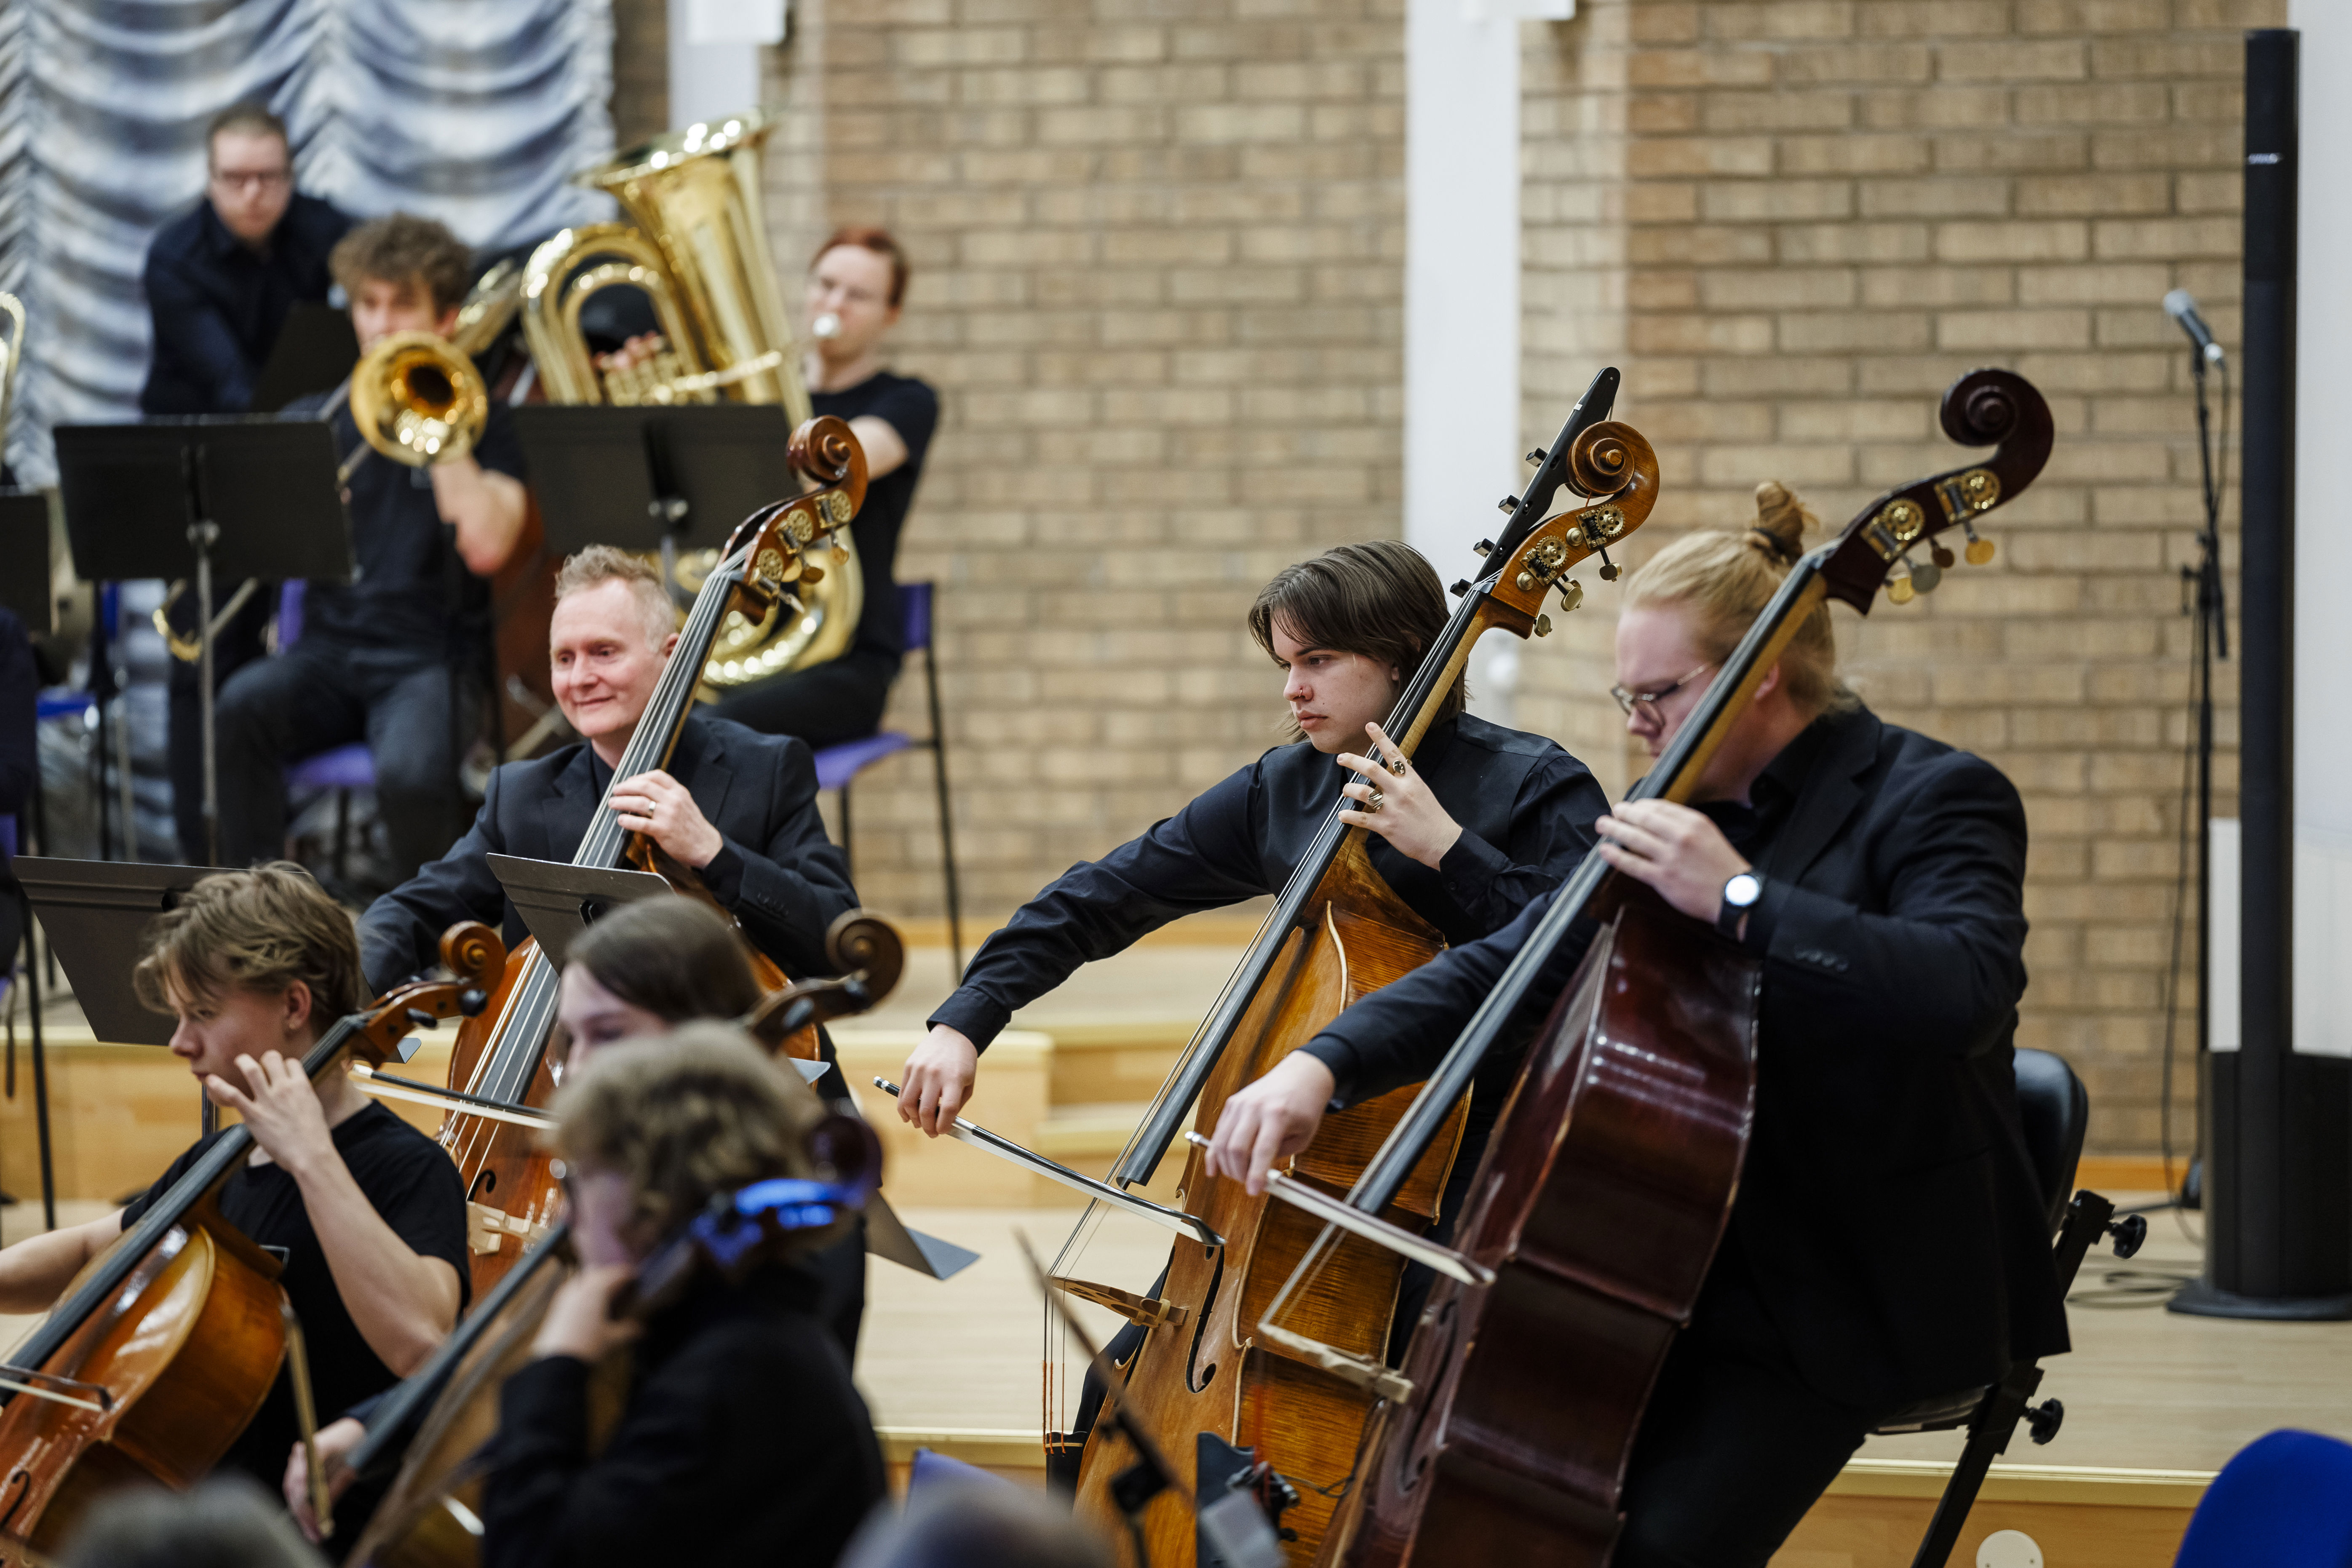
[1877,1046,2148,1568]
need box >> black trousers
[707,647,899,750]
[212,641,473,881]
[1611,1330,1877,1568]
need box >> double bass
[0,924,507,1565]
[341,924,904,1568]
[438,417,867,1296]
[1055,371,1661,1566]
[1246,369,2053,1565]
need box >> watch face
[1725,873,1761,908]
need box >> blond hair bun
[1746,480,1815,565]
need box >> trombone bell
[347,331,491,472]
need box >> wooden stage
[3,926,2347,1565]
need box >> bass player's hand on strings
[610,769,724,869]
[899,1025,978,1137]
[1204,1052,1336,1196]
[1593,799,1752,933]
[1335,721,1462,870]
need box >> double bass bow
[1256,369,2053,1566]
[0,923,507,1565]
[440,418,867,1297]
[1051,370,1661,1567]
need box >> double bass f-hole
[1184,1246,1227,1397]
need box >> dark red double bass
[1264,369,2053,1565]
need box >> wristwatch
[1717,871,1762,938]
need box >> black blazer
[481,1262,886,1568]
[360,715,857,994]
[1302,706,2069,1410]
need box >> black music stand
[250,303,359,414]
[11,858,215,1216]
[484,852,977,1281]
[512,405,800,594]
[484,854,672,970]
[0,490,51,633]
[52,421,350,865]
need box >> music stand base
[2168,1277,2352,1321]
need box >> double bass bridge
[1050,1277,1189,1332]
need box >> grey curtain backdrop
[0,0,617,485]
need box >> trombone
[158,269,513,660]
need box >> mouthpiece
[812,312,842,340]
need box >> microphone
[2163,290,2225,364]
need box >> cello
[0,923,507,1565]
[1246,369,2052,1565]
[339,927,903,1568]
[438,417,867,1296]
[1055,372,1661,1566]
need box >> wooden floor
[9,926,2351,1564]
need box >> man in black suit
[1207,492,2067,1568]
[140,102,353,417]
[358,545,858,997]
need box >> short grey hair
[553,545,674,648]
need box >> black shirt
[482,1261,885,1568]
[122,1102,472,1499]
[140,194,355,416]
[812,371,938,659]
[280,388,528,657]
[930,713,1607,1114]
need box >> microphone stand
[2177,345,2228,1199]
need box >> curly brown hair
[329,213,473,317]
[549,1024,840,1245]
[132,862,365,1026]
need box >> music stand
[250,303,359,413]
[52,421,350,865]
[12,858,214,1202]
[512,405,802,594]
[0,490,51,632]
[483,852,977,1281]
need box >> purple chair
[278,582,379,879]
[812,581,963,970]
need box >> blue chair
[277,582,379,879]
[812,581,964,970]
[2174,1430,2352,1568]
[906,1445,1015,1499]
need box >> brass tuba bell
[521,107,861,694]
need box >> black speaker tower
[2171,28,2352,1321]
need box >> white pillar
[2288,2,2352,1058]
[1404,0,1571,722]
[668,0,787,129]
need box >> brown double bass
[340,917,905,1568]
[1256,369,2053,1565]
[437,417,867,1297]
[0,923,507,1565]
[1057,370,1660,1567]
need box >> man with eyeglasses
[138,102,354,416]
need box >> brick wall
[1517,0,2274,1151]
[762,0,1409,921]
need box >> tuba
[521,108,861,693]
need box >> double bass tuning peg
[1962,520,1995,565]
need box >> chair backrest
[2012,1047,2088,1233]
[2174,1429,2352,1568]
[278,580,306,649]
[899,580,932,654]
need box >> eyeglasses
[210,168,291,192]
[1610,662,1715,719]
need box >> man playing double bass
[1209,486,2068,1567]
